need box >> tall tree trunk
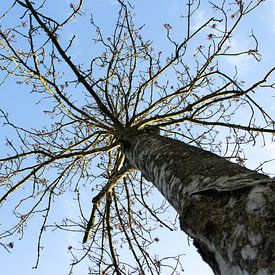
[118,129,275,275]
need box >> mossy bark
[118,129,275,275]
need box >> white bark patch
[241,244,258,261]
[190,174,271,196]
[216,252,249,275]
[213,174,270,191]
[246,185,268,216]
[197,231,250,275]
[248,232,262,246]
[185,226,251,275]
[255,268,271,275]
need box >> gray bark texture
[118,129,275,275]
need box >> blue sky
[0,1,275,274]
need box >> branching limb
[82,159,134,243]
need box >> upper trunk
[118,129,275,275]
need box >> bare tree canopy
[0,0,274,274]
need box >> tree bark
[118,129,275,275]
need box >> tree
[0,0,274,274]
